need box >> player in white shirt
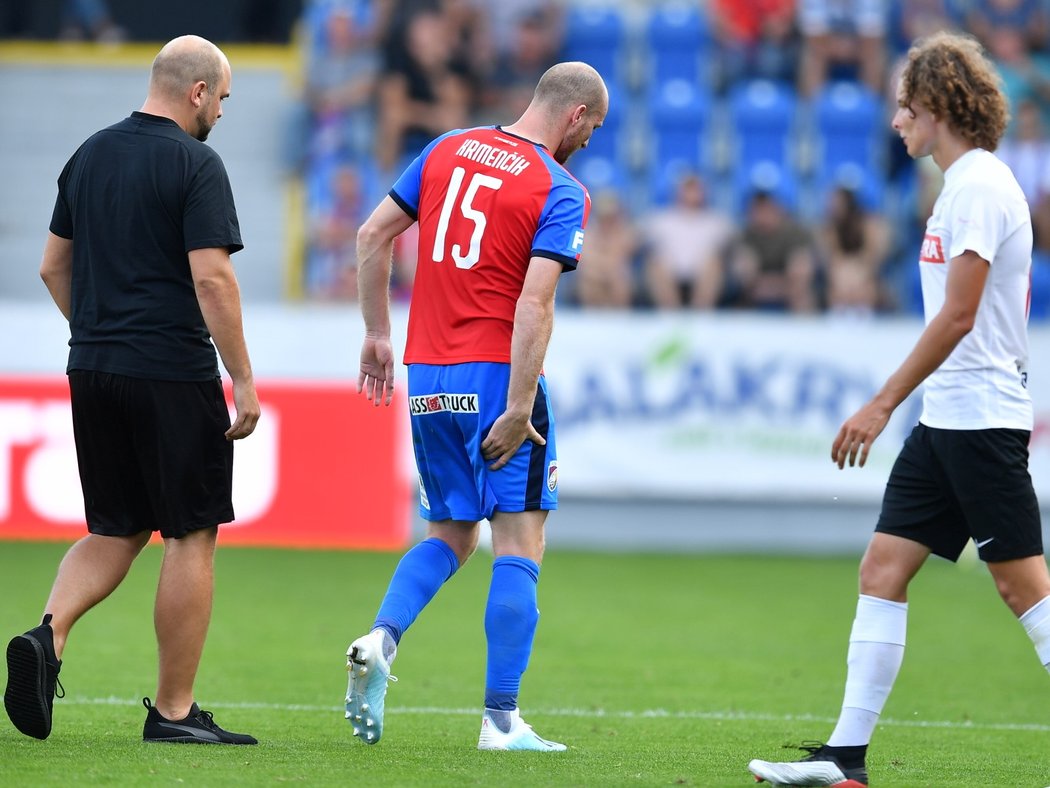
[749,31,1048,787]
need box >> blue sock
[373,537,459,644]
[484,556,540,711]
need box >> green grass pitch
[1,540,1048,786]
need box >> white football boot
[345,629,396,745]
[477,708,567,752]
[748,742,868,786]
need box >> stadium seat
[562,5,627,85]
[647,78,712,197]
[1031,252,1050,321]
[645,2,711,85]
[729,79,797,157]
[732,159,800,214]
[727,79,799,212]
[812,81,886,210]
[568,151,629,194]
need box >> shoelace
[345,654,398,683]
[797,741,829,761]
[193,708,219,731]
[46,658,64,699]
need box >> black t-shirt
[50,111,243,381]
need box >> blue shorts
[407,362,558,522]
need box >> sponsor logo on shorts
[418,475,430,510]
[408,393,479,415]
[547,461,558,493]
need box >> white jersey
[919,148,1033,430]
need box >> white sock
[827,594,907,747]
[1020,595,1050,671]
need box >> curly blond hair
[899,31,1009,152]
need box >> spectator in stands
[305,163,367,300]
[886,0,957,56]
[482,0,563,61]
[573,190,638,309]
[710,0,802,92]
[983,26,1050,130]
[641,172,735,310]
[60,0,124,42]
[724,190,819,312]
[997,99,1050,209]
[440,0,494,90]
[964,0,1049,55]
[481,8,563,122]
[375,9,471,171]
[818,184,892,315]
[376,1,486,114]
[797,0,888,97]
[291,3,380,170]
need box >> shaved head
[532,62,608,118]
[149,35,228,101]
[502,60,608,164]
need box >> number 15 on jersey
[432,166,503,271]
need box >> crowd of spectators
[292,0,1050,319]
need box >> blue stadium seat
[728,79,799,212]
[647,78,711,193]
[562,5,626,84]
[733,159,800,214]
[1031,252,1050,321]
[568,151,629,194]
[812,81,886,210]
[645,2,711,85]
[729,79,797,155]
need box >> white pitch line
[61,696,1050,733]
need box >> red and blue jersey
[390,125,590,365]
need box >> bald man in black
[5,35,259,745]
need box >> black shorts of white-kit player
[876,423,1042,563]
[69,370,234,539]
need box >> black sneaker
[142,697,258,745]
[748,742,869,786]
[4,614,64,740]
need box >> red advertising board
[0,376,412,550]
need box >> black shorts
[876,423,1043,563]
[68,370,234,539]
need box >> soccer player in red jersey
[345,61,607,750]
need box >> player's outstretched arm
[832,250,989,468]
[483,257,561,470]
[356,197,414,406]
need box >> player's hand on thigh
[482,412,545,471]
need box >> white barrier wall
[3,303,1048,508]
[545,311,1050,503]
